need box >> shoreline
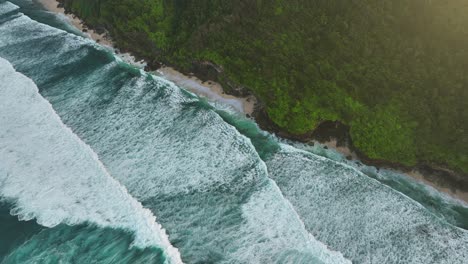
[408,170,468,202]
[36,0,112,47]
[37,0,468,204]
[327,141,468,203]
[155,67,256,115]
[37,0,255,116]
[313,139,468,203]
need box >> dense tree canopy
[64,0,468,174]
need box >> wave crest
[0,57,182,264]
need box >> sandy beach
[156,67,256,115]
[37,0,255,115]
[36,0,467,204]
[408,170,468,203]
[37,0,113,47]
[310,138,468,203]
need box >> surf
[0,57,182,263]
[266,144,468,263]
[1,1,467,263]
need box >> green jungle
[62,0,468,175]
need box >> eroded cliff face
[60,0,468,179]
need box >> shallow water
[0,1,467,263]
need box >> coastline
[317,139,468,202]
[37,0,468,204]
[37,0,112,47]
[36,0,255,116]
[408,170,468,202]
[155,67,256,115]
[316,138,468,202]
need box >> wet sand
[36,0,467,204]
[314,139,468,204]
[408,170,468,203]
[37,0,255,115]
[37,0,113,47]
[156,67,256,115]
[321,141,468,203]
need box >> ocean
[0,1,467,263]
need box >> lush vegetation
[63,0,468,174]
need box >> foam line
[0,1,19,22]
[266,143,468,263]
[0,57,183,264]
[0,1,18,15]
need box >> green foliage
[351,104,417,165]
[64,0,468,174]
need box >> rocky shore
[255,111,468,201]
[40,0,468,203]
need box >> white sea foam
[267,144,468,264]
[2,6,459,263]
[115,52,148,69]
[0,13,63,45]
[63,76,350,263]
[240,179,351,264]
[156,70,245,113]
[0,57,182,264]
[0,9,353,262]
[0,1,18,17]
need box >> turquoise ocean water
[0,1,467,263]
